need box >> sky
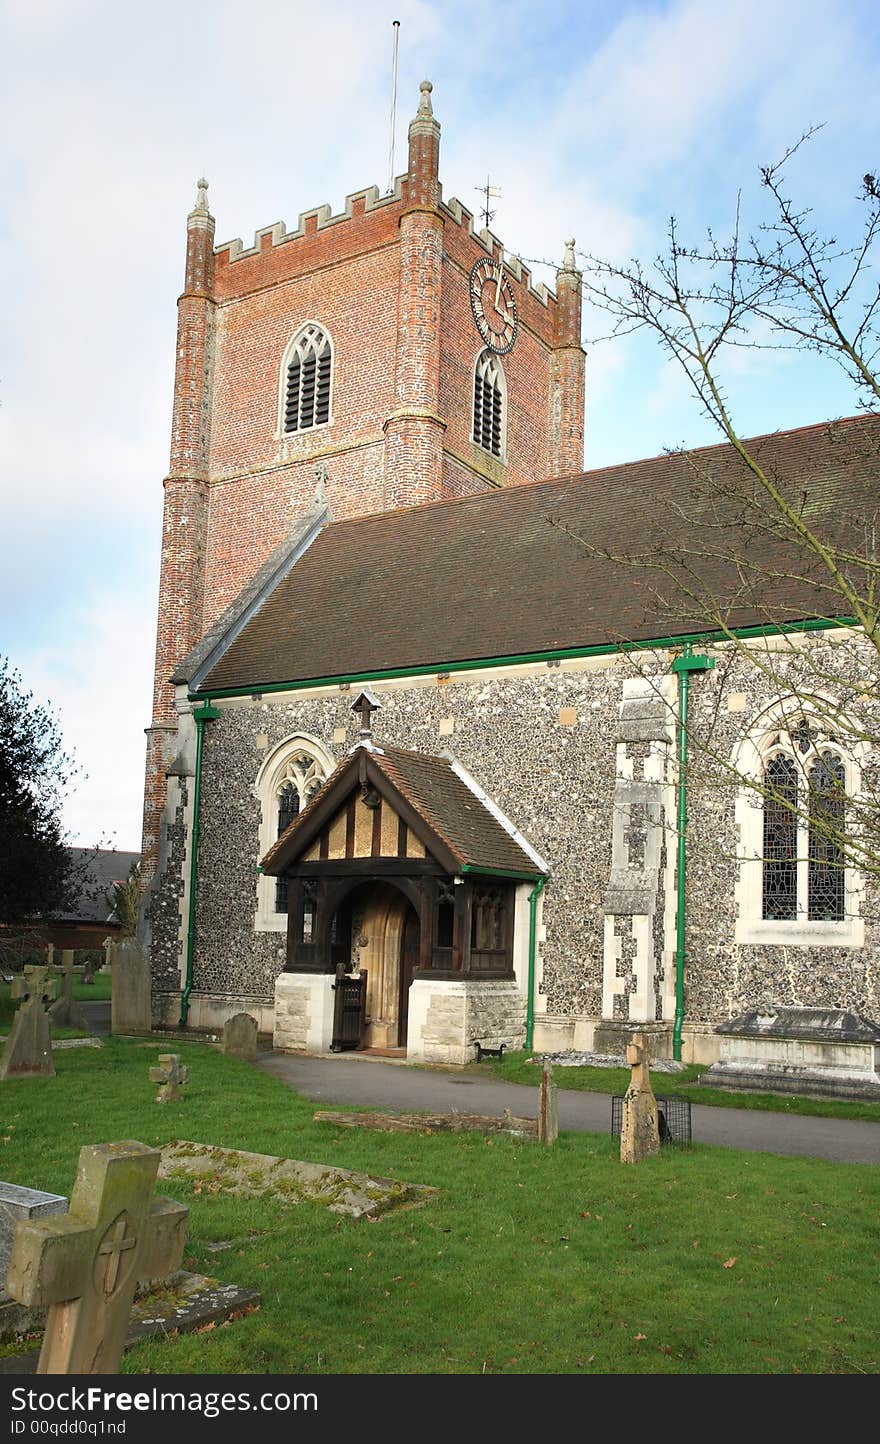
[2,0,879,850]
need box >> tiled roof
[53,849,141,923]
[261,746,543,878]
[197,413,880,693]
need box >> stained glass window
[808,752,845,921]
[761,739,847,924]
[762,755,798,920]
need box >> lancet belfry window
[274,753,326,912]
[472,351,505,458]
[761,719,846,923]
[283,324,332,434]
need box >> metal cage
[611,1094,692,1146]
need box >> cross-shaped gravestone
[49,950,88,1032]
[620,1032,660,1164]
[0,967,56,1081]
[5,1140,188,1373]
[537,1058,558,1144]
[149,1053,188,1102]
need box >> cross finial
[418,79,434,117]
[351,686,382,743]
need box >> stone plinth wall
[153,989,274,1037]
[273,972,335,1054]
[407,978,525,1065]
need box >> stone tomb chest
[701,1006,880,1099]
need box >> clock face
[469,257,518,355]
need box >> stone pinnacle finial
[562,237,577,272]
[313,459,329,506]
[418,79,434,117]
[192,177,209,215]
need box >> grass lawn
[488,1051,880,1124]
[1,1038,877,1375]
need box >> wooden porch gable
[301,791,428,864]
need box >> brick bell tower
[141,82,585,877]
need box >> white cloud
[11,588,155,850]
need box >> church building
[141,82,880,1069]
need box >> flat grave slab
[158,1140,438,1220]
[313,1108,537,1138]
[0,1271,260,1374]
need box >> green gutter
[670,646,715,1061]
[460,863,543,881]
[191,616,853,702]
[179,702,221,1028]
[526,876,547,1051]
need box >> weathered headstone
[0,1184,67,1294]
[620,1032,660,1164]
[48,951,89,1032]
[537,1058,559,1144]
[149,1054,188,1102]
[107,936,152,1036]
[0,968,56,1081]
[5,1140,188,1373]
[222,1012,258,1060]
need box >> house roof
[194,412,880,694]
[260,745,544,878]
[54,849,141,924]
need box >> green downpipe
[526,876,547,1051]
[671,646,714,1061]
[179,702,221,1029]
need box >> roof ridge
[317,411,880,532]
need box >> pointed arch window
[761,738,846,923]
[735,703,862,944]
[274,754,326,912]
[254,735,336,931]
[282,324,332,434]
[472,350,506,459]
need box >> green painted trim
[459,863,544,881]
[179,703,220,1029]
[671,653,716,674]
[526,876,547,1051]
[190,617,853,702]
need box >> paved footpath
[256,1051,880,1166]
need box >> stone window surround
[275,320,335,441]
[733,697,865,947]
[254,732,337,933]
[471,348,508,463]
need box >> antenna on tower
[476,176,502,229]
[387,20,401,194]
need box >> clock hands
[492,263,513,332]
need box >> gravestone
[48,951,88,1032]
[620,1032,660,1164]
[149,1054,188,1102]
[0,1184,67,1294]
[0,968,56,1081]
[4,1140,188,1373]
[222,1012,258,1060]
[107,937,152,1036]
[537,1059,558,1144]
